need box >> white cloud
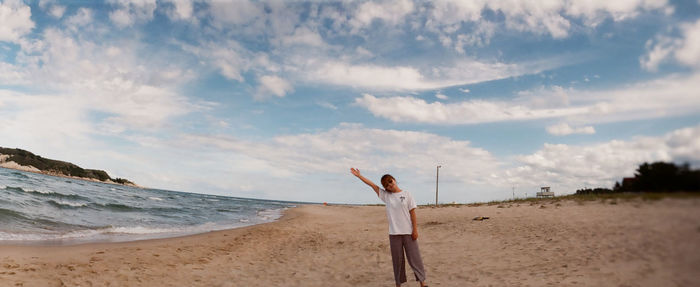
[0,61,27,85]
[163,0,194,21]
[208,0,265,28]
[305,57,548,91]
[565,0,671,26]
[6,27,198,132]
[49,5,66,19]
[642,18,700,70]
[256,75,293,99]
[317,101,338,110]
[459,88,470,93]
[506,124,700,193]
[280,26,327,48]
[675,19,700,68]
[182,40,250,82]
[355,93,588,124]
[0,0,34,43]
[546,123,596,136]
[455,21,497,51]
[108,0,157,28]
[177,123,501,187]
[355,72,700,125]
[65,8,93,31]
[435,92,449,100]
[127,123,700,202]
[427,0,670,51]
[350,0,415,32]
[312,62,432,90]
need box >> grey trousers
[389,234,426,285]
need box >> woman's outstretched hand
[350,167,361,177]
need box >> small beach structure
[537,187,554,198]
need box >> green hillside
[0,147,134,185]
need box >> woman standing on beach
[350,168,428,287]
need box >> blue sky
[1,0,699,204]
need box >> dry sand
[1,197,699,286]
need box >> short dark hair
[380,174,395,188]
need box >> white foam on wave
[256,208,285,221]
[0,207,293,245]
[22,187,53,194]
[51,200,87,207]
[148,197,163,201]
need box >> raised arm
[350,168,380,196]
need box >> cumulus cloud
[133,123,700,202]
[312,62,433,90]
[506,124,700,192]
[49,5,66,19]
[355,73,700,125]
[208,0,265,28]
[280,26,327,48]
[355,93,588,124]
[256,75,293,99]
[317,101,338,110]
[6,27,198,132]
[0,0,34,43]
[65,8,93,31]
[546,123,595,136]
[181,40,251,82]
[108,0,157,28]
[674,19,700,68]
[642,18,700,70]
[178,123,501,186]
[306,57,547,91]
[427,0,670,51]
[349,0,415,32]
[162,0,194,21]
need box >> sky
[0,0,699,204]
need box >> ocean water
[0,167,296,245]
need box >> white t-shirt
[378,189,417,235]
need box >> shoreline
[0,204,301,248]
[0,205,294,247]
[1,198,699,286]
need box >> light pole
[435,165,441,206]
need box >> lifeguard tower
[537,187,554,198]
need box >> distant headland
[0,147,139,187]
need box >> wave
[10,171,30,179]
[0,207,30,221]
[0,222,235,243]
[48,200,88,209]
[0,207,92,231]
[88,202,143,212]
[2,185,89,201]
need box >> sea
[0,167,297,245]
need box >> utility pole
[435,165,441,206]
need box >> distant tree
[617,161,700,192]
[575,188,614,195]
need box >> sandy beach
[1,197,699,286]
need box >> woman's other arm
[350,168,380,196]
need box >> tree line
[576,161,700,195]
